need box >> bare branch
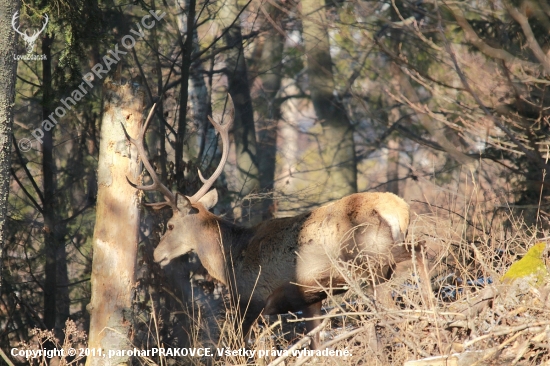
[505,2,550,74]
[446,4,541,71]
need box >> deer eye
[167,224,174,231]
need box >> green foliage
[501,243,549,285]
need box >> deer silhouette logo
[12,11,49,54]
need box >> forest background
[0,0,549,364]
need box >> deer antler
[121,103,178,211]
[123,95,234,210]
[187,95,234,203]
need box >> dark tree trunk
[220,0,260,223]
[386,139,400,195]
[41,33,58,332]
[175,0,196,191]
[39,31,70,336]
[301,0,358,200]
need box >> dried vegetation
[9,190,550,366]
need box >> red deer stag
[125,97,421,350]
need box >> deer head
[12,12,49,54]
[123,97,234,267]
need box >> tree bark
[386,139,400,195]
[301,0,357,200]
[219,0,260,219]
[40,33,60,332]
[86,81,144,366]
[175,0,196,190]
[0,0,20,298]
[256,4,284,219]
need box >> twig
[445,3,540,70]
[412,200,490,235]
[0,348,15,366]
[287,309,467,322]
[293,325,367,366]
[437,1,550,172]
[505,3,550,74]
[383,320,431,358]
[470,329,526,366]
[150,293,163,366]
[463,321,550,348]
[267,313,333,366]
[254,319,282,348]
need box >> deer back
[227,192,410,302]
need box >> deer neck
[195,217,253,286]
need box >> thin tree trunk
[256,4,284,219]
[86,81,144,366]
[219,0,260,220]
[301,0,357,200]
[41,33,59,332]
[40,24,69,339]
[386,139,400,195]
[385,41,402,196]
[149,0,167,182]
[175,0,210,169]
[175,0,196,190]
[188,33,210,165]
[0,0,20,298]
[173,1,227,349]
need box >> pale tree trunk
[301,0,357,200]
[278,80,303,194]
[279,101,300,185]
[218,0,261,223]
[86,81,144,366]
[0,0,20,297]
[256,4,284,219]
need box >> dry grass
[7,320,87,366]
[152,199,548,366]
[206,206,550,365]
[11,204,549,366]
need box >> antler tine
[197,169,207,183]
[209,95,234,136]
[40,14,49,32]
[144,201,175,210]
[12,12,25,36]
[122,103,178,211]
[188,95,234,203]
[141,103,157,135]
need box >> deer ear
[175,194,194,214]
[198,189,218,211]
